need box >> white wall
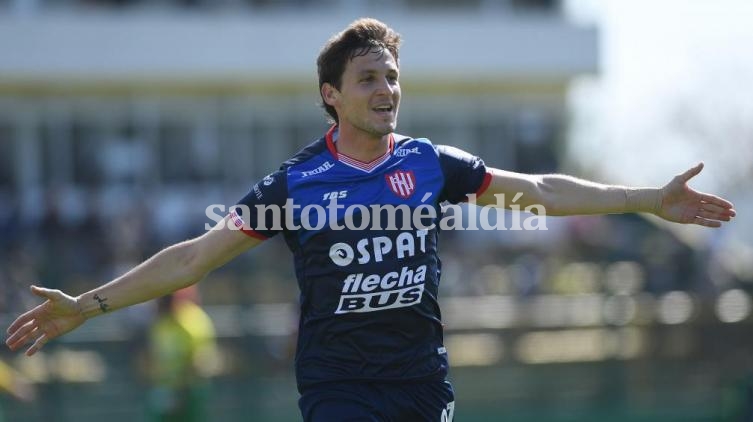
[0,12,597,81]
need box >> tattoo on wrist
[93,294,110,313]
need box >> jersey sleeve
[231,169,288,240]
[436,145,492,204]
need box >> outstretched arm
[5,215,261,356]
[476,162,735,227]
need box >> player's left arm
[476,162,736,227]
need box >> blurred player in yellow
[146,286,219,422]
[0,358,35,422]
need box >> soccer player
[0,357,35,420]
[146,287,218,422]
[4,18,736,421]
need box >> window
[71,120,104,187]
[158,121,197,183]
[0,123,14,188]
[475,116,515,170]
[513,109,559,173]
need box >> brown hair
[317,18,402,123]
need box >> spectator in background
[145,286,219,422]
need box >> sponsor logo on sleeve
[253,183,263,199]
[301,161,334,178]
[394,146,421,157]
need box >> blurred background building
[0,0,751,421]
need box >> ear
[321,83,340,107]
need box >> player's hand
[5,285,86,356]
[657,163,736,227]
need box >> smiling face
[321,49,401,141]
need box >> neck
[335,124,391,162]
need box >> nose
[375,77,396,96]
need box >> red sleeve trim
[239,227,268,241]
[475,171,493,197]
[229,211,268,241]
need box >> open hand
[657,163,736,227]
[5,286,86,356]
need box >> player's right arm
[5,214,261,356]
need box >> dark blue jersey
[234,126,490,390]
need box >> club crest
[386,170,416,199]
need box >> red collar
[325,125,394,165]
